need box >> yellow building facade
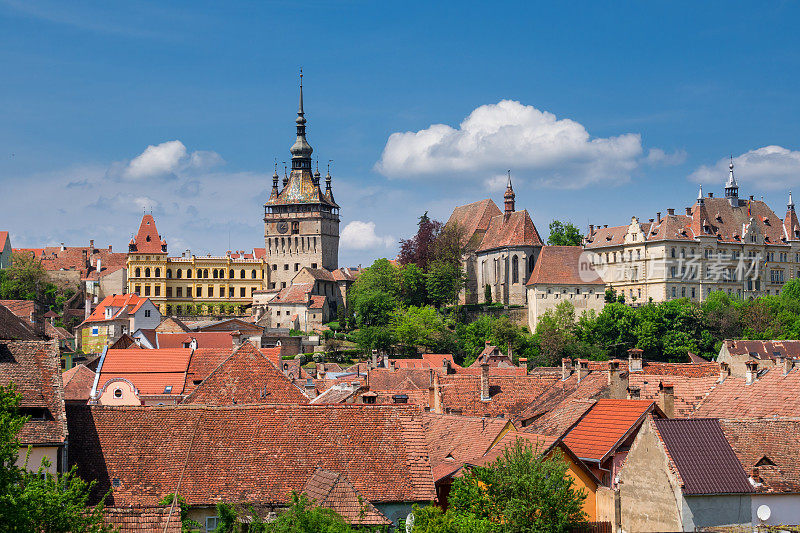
[126,215,267,315]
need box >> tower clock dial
[277,221,289,234]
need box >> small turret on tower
[725,157,739,207]
[504,170,515,218]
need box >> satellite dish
[757,504,771,522]
[405,512,415,533]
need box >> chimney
[648,218,654,223]
[750,195,754,201]
[108,245,112,252]
[430,371,442,414]
[785,357,794,376]
[480,363,490,401]
[685,207,692,215]
[561,358,573,381]
[656,212,662,223]
[626,386,641,400]
[577,359,589,383]
[60,242,65,251]
[708,192,714,198]
[89,239,94,251]
[745,360,759,385]
[667,208,675,216]
[32,299,45,338]
[719,361,730,382]
[390,360,396,371]
[628,348,643,372]
[608,360,627,399]
[304,378,317,399]
[443,358,452,375]
[371,349,378,369]
[603,224,608,228]
[658,382,675,418]
[316,363,325,380]
[519,357,527,374]
[589,224,594,234]
[751,467,762,484]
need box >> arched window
[135,267,141,277]
[144,268,151,278]
[251,269,257,279]
[240,269,245,279]
[155,268,161,277]
[212,269,218,279]
[203,269,208,278]
[512,256,519,284]
[176,269,182,279]
[229,269,234,279]
[166,269,172,279]
[187,269,192,278]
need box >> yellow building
[126,214,267,316]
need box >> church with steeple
[264,70,340,291]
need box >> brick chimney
[745,360,759,384]
[562,358,573,380]
[785,357,794,376]
[627,386,641,400]
[628,348,643,372]
[656,212,662,223]
[667,208,675,216]
[443,358,452,375]
[390,360,396,371]
[480,363,490,401]
[658,382,675,418]
[685,207,692,215]
[577,359,589,383]
[719,361,730,382]
[429,371,442,414]
[371,349,378,369]
[304,378,317,399]
[607,360,628,399]
[519,358,527,374]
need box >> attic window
[112,478,121,487]
[392,394,408,404]
[113,388,123,398]
[193,380,202,386]
[146,235,151,242]
[605,235,612,241]
[164,385,173,394]
[755,456,776,467]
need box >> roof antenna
[507,169,512,188]
[328,159,333,173]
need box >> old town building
[263,73,340,291]
[446,174,543,305]
[584,161,800,302]
[126,214,268,315]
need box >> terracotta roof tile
[156,332,233,349]
[181,342,308,405]
[523,399,597,437]
[692,365,800,418]
[445,199,502,250]
[129,214,167,254]
[466,431,559,468]
[476,210,543,252]
[562,399,655,462]
[62,364,95,402]
[67,404,436,506]
[438,374,559,418]
[102,507,181,533]
[0,304,38,340]
[722,339,800,361]
[720,418,800,493]
[303,468,391,525]
[0,340,67,445]
[628,373,719,417]
[0,299,35,321]
[526,246,605,285]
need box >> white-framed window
[205,516,220,532]
[92,327,99,336]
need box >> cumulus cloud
[110,140,224,180]
[689,146,800,190]
[645,148,687,166]
[340,221,395,250]
[375,99,645,188]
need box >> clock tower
[264,72,340,290]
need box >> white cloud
[645,148,687,166]
[484,174,512,192]
[375,99,645,188]
[112,140,223,180]
[689,146,800,190]
[340,221,395,250]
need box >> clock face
[277,221,289,234]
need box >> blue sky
[2,1,800,267]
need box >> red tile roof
[722,339,800,361]
[422,412,511,481]
[81,293,151,324]
[628,373,719,418]
[181,342,308,405]
[130,214,167,254]
[0,299,35,321]
[102,507,181,533]
[0,231,9,251]
[98,348,192,395]
[156,332,233,349]
[303,468,391,526]
[271,283,315,304]
[523,399,597,437]
[0,304,38,340]
[653,418,752,495]
[720,418,800,493]
[0,340,67,445]
[516,371,609,427]
[466,430,559,468]
[67,404,436,506]
[692,365,800,418]
[526,246,605,286]
[445,199,502,250]
[62,364,96,402]
[476,210,543,252]
[562,399,655,462]
[438,374,559,418]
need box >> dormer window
[164,385,172,394]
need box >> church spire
[325,160,335,204]
[725,156,739,206]
[270,160,280,199]
[790,190,795,212]
[504,170,515,218]
[290,68,313,170]
[697,184,704,205]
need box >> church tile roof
[302,468,391,526]
[526,245,605,286]
[445,199,502,250]
[476,210,543,252]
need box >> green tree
[446,438,586,533]
[353,326,396,355]
[534,301,577,366]
[426,260,464,308]
[546,220,583,247]
[410,504,498,533]
[263,491,354,533]
[0,252,48,301]
[399,263,427,308]
[484,284,492,304]
[348,259,400,327]
[0,384,111,532]
[392,306,446,354]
